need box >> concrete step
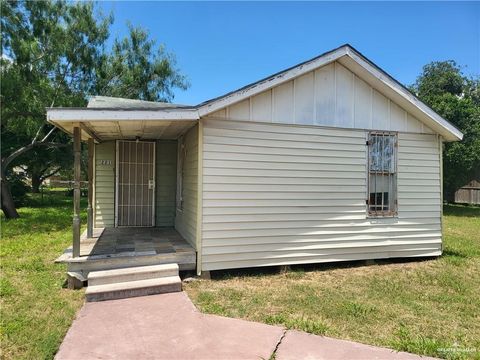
[88,263,179,286]
[85,275,182,302]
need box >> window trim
[366,131,398,218]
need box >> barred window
[367,132,397,217]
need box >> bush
[7,172,30,207]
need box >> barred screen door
[116,140,155,227]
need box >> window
[367,132,397,217]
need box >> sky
[98,1,480,105]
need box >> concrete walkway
[56,292,436,360]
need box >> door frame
[114,140,156,227]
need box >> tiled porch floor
[56,227,196,272]
[86,227,192,258]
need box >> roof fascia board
[47,108,199,121]
[344,48,463,141]
[197,47,348,116]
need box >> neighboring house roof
[47,44,463,141]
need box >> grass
[1,195,478,359]
[1,190,86,360]
[185,204,480,360]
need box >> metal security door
[116,140,155,227]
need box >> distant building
[455,179,480,205]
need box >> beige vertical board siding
[314,63,335,126]
[201,119,441,271]
[335,63,354,128]
[272,81,294,123]
[94,141,115,227]
[175,125,198,248]
[155,140,177,226]
[251,90,272,122]
[228,99,250,121]
[294,72,315,125]
[215,61,434,135]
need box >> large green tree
[1,0,189,218]
[411,61,480,201]
[95,24,188,102]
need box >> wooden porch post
[87,138,94,238]
[72,126,81,258]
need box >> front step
[86,263,181,302]
[88,263,179,286]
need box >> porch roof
[47,96,199,142]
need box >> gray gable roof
[87,96,191,109]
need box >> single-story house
[48,44,463,284]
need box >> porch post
[72,126,81,258]
[87,138,94,238]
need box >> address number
[100,160,112,165]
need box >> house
[47,44,463,294]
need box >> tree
[94,24,189,102]
[411,61,480,202]
[19,143,73,193]
[1,0,111,218]
[1,1,189,218]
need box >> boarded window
[367,132,397,217]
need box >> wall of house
[200,118,441,271]
[175,125,198,248]
[155,140,177,226]
[208,61,434,135]
[94,141,116,227]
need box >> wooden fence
[455,180,480,205]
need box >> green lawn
[1,191,86,360]
[1,196,478,359]
[185,204,480,360]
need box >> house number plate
[100,160,112,165]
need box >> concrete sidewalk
[56,292,436,360]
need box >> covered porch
[47,97,201,286]
[56,228,196,281]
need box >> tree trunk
[444,189,455,203]
[1,172,19,219]
[31,174,42,193]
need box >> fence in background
[455,180,480,205]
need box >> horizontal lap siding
[156,140,177,227]
[94,141,115,227]
[175,125,198,248]
[201,119,441,271]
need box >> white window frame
[367,131,398,217]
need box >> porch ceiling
[51,119,197,141]
[46,105,199,142]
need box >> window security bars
[117,141,155,226]
[367,132,398,217]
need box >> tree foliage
[411,61,480,201]
[95,24,189,102]
[1,0,189,218]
